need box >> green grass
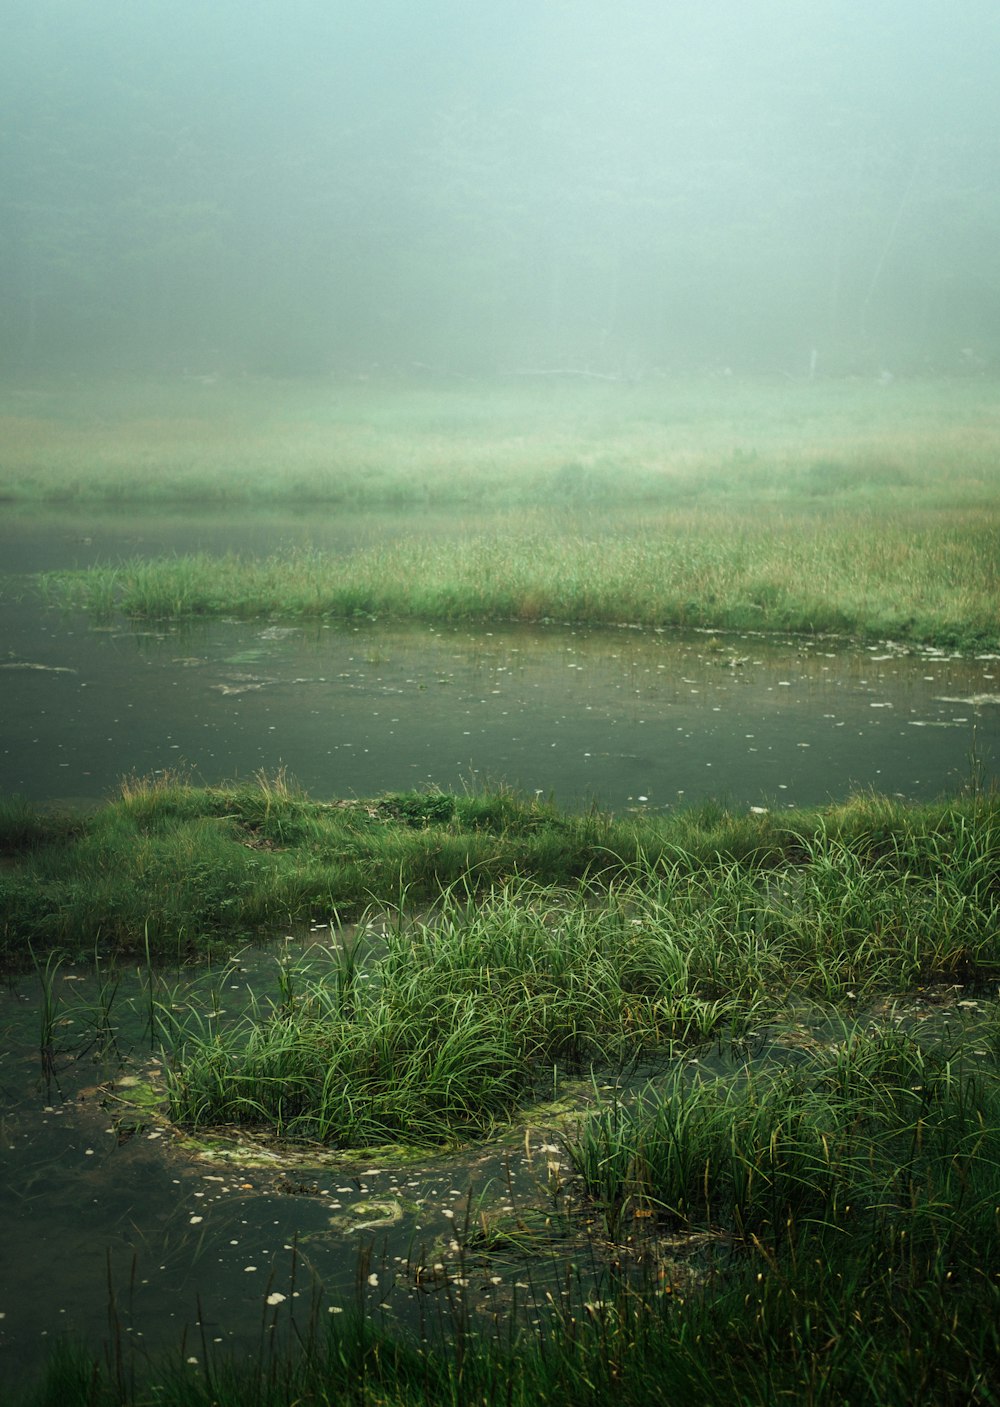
[159,881,740,1147]
[6,774,1000,1405]
[17,1259,1000,1407]
[157,794,999,1147]
[38,502,1000,648]
[7,372,1000,1402]
[16,1025,1000,1404]
[3,778,997,978]
[4,775,998,1143]
[567,1023,1000,1240]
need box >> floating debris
[0,661,77,673]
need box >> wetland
[2,375,1000,1405]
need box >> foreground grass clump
[6,775,995,1147]
[18,1028,1000,1407]
[2,778,997,980]
[161,883,738,1146]
[159,799,1000,1145]
[569,1025,1000,1244]
[6,773,1000,1404]
[39,502,1000,647]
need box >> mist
[3,0,1000,379]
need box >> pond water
[1,506,997,811]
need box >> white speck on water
[266,1293,286,1306]
[189,1216,203,1225]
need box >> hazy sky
[4,0,1000,374]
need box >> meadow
[3,373,998,510]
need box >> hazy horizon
[4,0,1000,380]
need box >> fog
[4,0,1000,379]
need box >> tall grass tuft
[567,1023,1000,1267]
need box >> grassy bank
[18,374,1000,647]
[2,779,997,978]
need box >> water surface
[2,606,996,811]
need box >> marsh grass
[3,782,997,983]
[39,502,1000,647]
[16,1098,1000,1407]
[567,1024,1000,1244]
[135,787,999,1146]
[6,774,1000,1405]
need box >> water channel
[1,505,998,1388]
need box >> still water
[2,610,997,812]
